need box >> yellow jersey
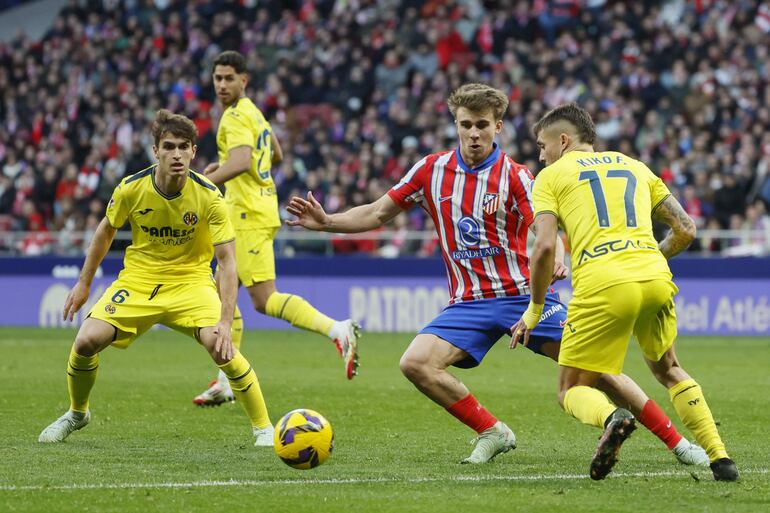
[532,151,672,297]
[216,97,280,229]
[106,166,235,284]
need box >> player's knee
[250,293,269,314]
[197,333,226,364]
[73,334,101,357]
[648,352,686,387]
[651,364,685,388]
[399,354,427,383]
[209,351,229,366]
[557,389,568,410]
[253,299,268,314]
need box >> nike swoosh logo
[248,249,260,255]
[666,420,671,429]
[439,196,453,202]
[138,208,154,215]
[242,383,253,392]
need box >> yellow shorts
[88,276,221,348]
[232,227,278,286]
[558,279,678,375]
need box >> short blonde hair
[447,83,509,121]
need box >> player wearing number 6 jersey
[38,110,273,446]
[288,84,707,467]
[512,102,737,481]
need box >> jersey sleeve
[387,156,429,210]
[221,108,255,152]
[647,167,672,212]
[105,183,130,228]
[532,167,559,218]
[509,164,535,223]
[207,191,236,246]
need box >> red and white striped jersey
[387,144,535,304]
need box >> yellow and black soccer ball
[273,409,334,470]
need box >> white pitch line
[1,468,767,492]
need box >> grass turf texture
[0,328,767,513]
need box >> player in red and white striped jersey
[287,84,707,466]
[388,141,535,303]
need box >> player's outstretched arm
[63,218,117,321]
[212,240,237,361]
[652,196,697,259]
[286,191,402,233]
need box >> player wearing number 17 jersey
[512,102,737,481]
[288,84,707,467]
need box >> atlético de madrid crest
[483,193,500,215]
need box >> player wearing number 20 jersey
[216,97,280,231]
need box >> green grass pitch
[0,328,768,512]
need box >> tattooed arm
[652,195,697,259]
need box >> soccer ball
[273,409,334,470]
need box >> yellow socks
[669,379,728,461]
[231,305,244,351]
[265,292,334,337]
[563,386,618,429]
[219,352,271,429]
[67,346,98,413]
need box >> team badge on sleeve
[483,193,500,215]
[183,211,199,226]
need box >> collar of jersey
[455,143,500,174]
[151,167,183,200]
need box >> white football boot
[332,320,361,380]
[254,425,275,447]
[461,421,517,464]
[39,410,91,443]
[193,377,235,407]
[672,438,710,466]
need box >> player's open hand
[551,261,569,284]
[63,281,90,322]
[213,320,234,361]
[202,162,220,176]
[509,318,532,350]
[286,191,329,231]
[509,303,544,349]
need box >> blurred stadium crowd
[1,0,770,256]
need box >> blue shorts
[420,293,567,368]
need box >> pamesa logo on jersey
[138,211,198,241]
